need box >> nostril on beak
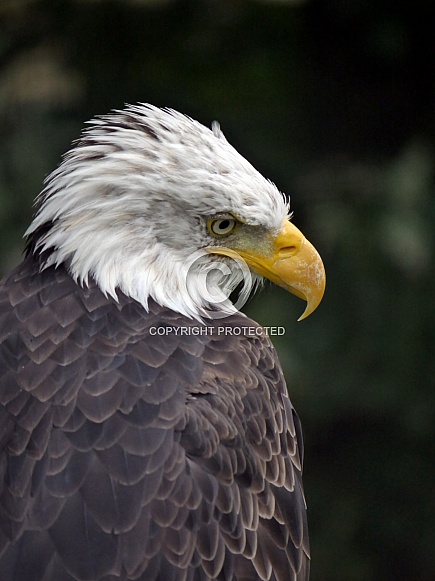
[276,245,298,259]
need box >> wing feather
[0,255,310,580]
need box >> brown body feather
[0,254,309,581]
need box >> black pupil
[219,220,230,231]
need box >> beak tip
[297,302,316,322]
[295,269,326,322]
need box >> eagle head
[26,104,325,320]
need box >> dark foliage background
[1,1,434,579]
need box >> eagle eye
[208,215,238,237]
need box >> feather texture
[0,255,309,580]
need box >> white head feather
[26,104,289,319]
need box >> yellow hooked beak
[210,221,326,320]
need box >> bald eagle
[0,105,325,581]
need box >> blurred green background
[1,1,434,579]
